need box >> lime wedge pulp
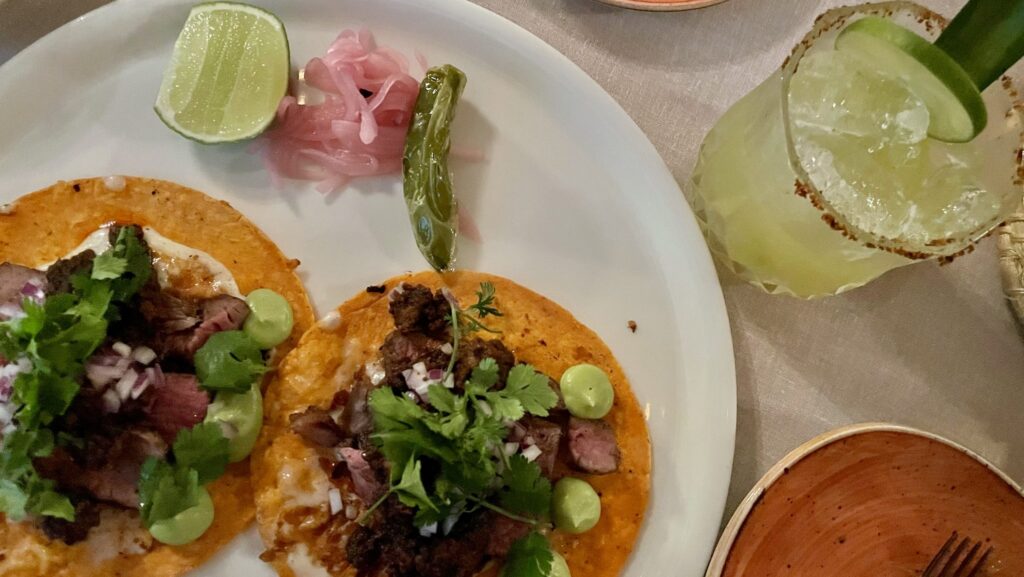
[835,17,986,143]
[155,2,290,144]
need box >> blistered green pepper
[403,64,467,271]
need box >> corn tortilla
[253,271,651,577]
[0,176,315,577]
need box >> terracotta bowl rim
[704,422,1024,577]
[591,0,729,12]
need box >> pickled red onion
[256,29,419,193]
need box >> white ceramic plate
[0,0,736,575]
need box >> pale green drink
[688,3,1024,297]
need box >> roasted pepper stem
[403,64,467,272]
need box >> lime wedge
[835,17,986,143]
[155,2,289,144]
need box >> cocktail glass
[687,2,1024,298]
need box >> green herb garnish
[501,531,555,577]
[139,422,230,527]
[194,330,266,393]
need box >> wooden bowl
[706,423,1024,576]
[592,0,728,12]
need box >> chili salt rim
[780,2,1024,262]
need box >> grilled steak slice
[346,498,420,576]
[485,514,532,557]
[39,498,103,545]
[567,417,620,474]
[338,372,375,437]
[289,407,344,448]
[140,286,201,334]
[338,447,386,505]
[510,416,563,477]
[389,285,450,339]
[0,263,46,306]
[452,337,516,389]
[36,429,167,509]
[159,294,250,360]
[45,250,95,296]
[143,373,210,443]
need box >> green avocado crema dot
[205,384,263,463]
[549,552,572,577]
[559,363,615,419]
[148,487,215,546]
[552,477,601,534]
[243,288,294,349]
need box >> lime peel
[155,1,290,144]
[835,16,986,143]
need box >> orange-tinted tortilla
[253,271,651,577]
[0,177,315,577]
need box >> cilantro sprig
[139,422,230,528]
[365,357,558,528]
[502,532,556,577]
[0,227,152,521]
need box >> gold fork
[922,532,994,577]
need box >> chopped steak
[389,285,450,338]
[159,294,250,360]
[143,373,210,443]
[289,406,344,448]
[414,514,491,577]
[338,447,386,505]
[139,285,200,333]
[380,332,449,388]
[567,417,620,474]
[510,416,563,477]
[37,429,167,509]
[0,262,46,306]
[337,372,375,437]
[485,514,532,557]
[452,337,516,388]
[44,250,95,295]
[39,498,103,545]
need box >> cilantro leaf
[91,251,127,280]
[194,331,266,393]
[0,429,73,521]
[498,455,552,517]
[103,227,153,302]
[30,488,75,520]
[501,532,554,577]
[393,457,437,513]
[172,423,230,485]
[503,364,558,417]
[138,458,201,528]
[468,282,502,319]
[466,357,499,392]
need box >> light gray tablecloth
[2,0,1021,536]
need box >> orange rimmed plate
[706,423,1024,576]
[593,0,729,12]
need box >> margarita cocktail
[688,2,1024,297]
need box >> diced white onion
[345,504,358,520]
[443,374,454,389]
[419,522,438,537]
[442,512,462,535]
[131,346,157,365]
[440,343,453,355]
[102,389,122,413]
[112,342,132,357]
[328,489,343,515]
[0,404,13,425]
[503,442,519,457]
[365,361,386,386]
[521,445,542,463]
[1,423,15,436]
[412,362,427,374]
[115,370,138,400]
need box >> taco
[0,177,314,577]
[253,271,651,577]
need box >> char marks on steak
[44,250,95,296]
[289,406,344,449]
[452,337,516,389]
[39,497,103,545]
[0,263,46,306]
[567,416,621,474]
[389,285,450,339]
[155,293,250,360]
[35,428,168,509]
[143,373,210,443]
[337,372,374,437]
[380,332,450,388]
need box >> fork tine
[964,546,994,577]
[924,532,959,577]
[953,541,982,577]
[938,537,971,577]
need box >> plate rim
[0,0,738,574]
[592,0,729,12]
